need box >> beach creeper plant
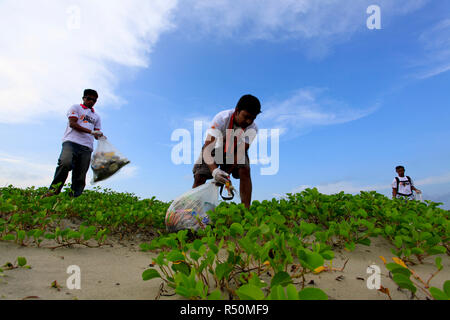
[0,185,448,300]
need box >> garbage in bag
[91,137,130,183]
[165,181,235,233]
[415,191,423,202]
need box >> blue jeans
[49,141,92,197]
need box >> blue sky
[1,0,449,208]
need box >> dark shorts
[193,148,250,180]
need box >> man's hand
[212,168,230,184]
[91,130,103,139]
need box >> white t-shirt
[62,104,101,150]
[392,176,414,195]
[206,109,258,150]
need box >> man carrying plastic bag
[192,94,261,209]
[44,89,104,198]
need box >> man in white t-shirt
[392,165,421,200]
[192,95,261,208]
[44,89,104,198]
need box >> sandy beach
[1,236,448,300]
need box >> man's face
[83,95,98,108]
[396,168,405,176]
[235,109,257,129]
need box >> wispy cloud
[259,87,378,139]
[0,153,54,188]
[0,0,177,124]
[175,0,428,57]
[414,19,450,79]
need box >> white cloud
[175,0,428,57]
[415,19,450,79]
[0,0,430,125]
[259,87,378,138]
[415,172,450,186]
[0,152,54,188]
[0,0,177,124]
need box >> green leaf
[435,257,443,271]
[272,214,286,225]
[271,271,293,288]
[142,269,161,281]
[411,247,424,255]
[298,288,328,300]
[190,251,201,261]
[429,287,448,300]
[392,274,416,294]
[426,246,446,255]
[286,284,299,300]
[385,263,411,277]
[384,225,394,236]
[167,250,185,262]
[230,223,244,237]
[357,238,371,246]
[193,239,203,251]
[17,257,27,267]
[2,234,15,241]
[44,233,55,240]
[345,241,355,252]
[236,284,265,300]
[259,223,270,235]
[320,250,334,260]
[18,230,26,240]
[248,273,267,288]
[207,290,223,300]
[68,231,81,239]
[172,261,191,276]
[444,280,450,297]
[215,263,233,281]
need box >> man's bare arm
[202,135,218,174]
[69,117,102,138]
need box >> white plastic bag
[91,137,130,183]
[165,181,220,233]
[415,191,423,202]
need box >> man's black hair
[236,94,261,116]
[396,165,405,170]
[84,89,98,97]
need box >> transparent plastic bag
[165,181,220,233]
[415,191,423,202]
[91,137,130,183]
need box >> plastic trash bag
[415,191,423,202]
[91,137,130,183]
[165,181,220,233]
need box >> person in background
[392,165,422,200]
[192,94,261,208]
[44,89,104,198]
